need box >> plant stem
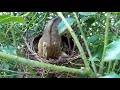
[22,12,31,17]
[38,12,48,25]
[9,23,17,50]
[57,12,90,69]
[11,29,16,48]
[112,60,118,72]
[29,12,48,30]
[73,12,97,73]
[73,12,92,58]
[107,61,112,73]
[26,12,38,29]
[99,12,110,74]
[22,12,48,33]
[0,68,30,75]
[0,51,92,76]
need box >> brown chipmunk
[38,17,68,59]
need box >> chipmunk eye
[44,53,47,57]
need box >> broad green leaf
[1,45,16,55]
[88,55,100,61]
[0,45,3,50]
[0,64,9,71]
[79,12,97,16]
[115,20,120,26]
[104,39,120,61]
[0,14,11,20]
[57,17,75,35]
[112,12,120,14]
[0,16,25,24]
[99,74,120,78]
[90,45,103,60]
[2,64,9,70]
[108,32,117,41]
[87,35,99,43]
[80,16,90,22]
[85,17,95,26]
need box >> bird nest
[22,33,85,78]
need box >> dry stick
[0,51,92,76]
[68,55,81,62]
[67,37,71,55]
[23,37,43,62]
[71,42,76,56]
[52,54,81,64]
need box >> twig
[52,55,81,64]
[0,68,30,75]
[71,42,76,56]
[23,37,42,61]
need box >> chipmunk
[38,17,68,59]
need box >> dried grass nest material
[22,33,85,78]
[23,33,82,65]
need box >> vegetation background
[0,12,120,78]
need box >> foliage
[57,17,75,35]
[99,73,120,78]
[1,12,120,78]
[104,39,120,61]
